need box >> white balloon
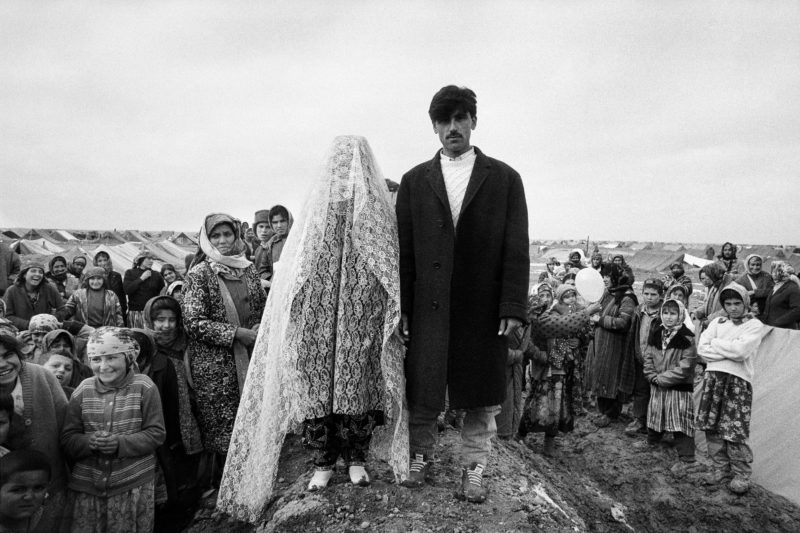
[576,268,605,303]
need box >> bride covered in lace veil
[217,135,409,523]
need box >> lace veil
[217,136,409,523]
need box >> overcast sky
[1,1,798,245]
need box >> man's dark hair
[269,205,289,222]
[428,85,477,123]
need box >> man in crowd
[396,85,529,503]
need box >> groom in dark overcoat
[396,85,529,502]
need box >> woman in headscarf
[587,265,638,427]
[693,263,728,336]
[181,213,266,486]
[611,254,634,280]
[61,266,124,328]
[716,242,744,276]
[67,254,88,281]
[218,136,407,523]
[537,257,561,285]
[123,253,165,328]
[158,264,185,302]
[761,261,800,329]
[567,249,586,270]
[734,254,774,317]
[664,261,693,298]
[45,255,80,300]
[27,313,61,364]
[3,260,64,331]
[93,251,127,325]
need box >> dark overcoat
[396,147,529,410]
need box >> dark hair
[0,450,52,486]
[0,333,21,356]
[643,278,665,295]
[666,284,689,300]
[148,296,182,323]
[720,288,744,304]
[0,392,13,418]
[428,85,477,123]
[94,251,110,261]
[269,205,289,222]
[662,300,681,313]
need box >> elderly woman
[181,213,266,483]
[3,261,64,331]
[761,261,800,329]
[0,333,68,532]
[93,251,128,325]
[734,254,774,317]
[123,253,165,328]
[218,136,407,522]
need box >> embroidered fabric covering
[217,135,409,523]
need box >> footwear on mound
[456,462,487,503]
[702,467,731,486]
[624,419,647,437]
[728,474,751,495]
[542,436,556,457]
[401,454,430,488]
[307,467,334,491]
[348,464,370,486]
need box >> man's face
[433,110,476,158]
[256,222,271,241]
[271,216,289,237]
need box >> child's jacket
[643,322,697,391]
[61,371,166,497]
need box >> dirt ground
[183,411,800,533]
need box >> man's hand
[498,318,522,336]
[394,313,410,343]
[140,269,152,281]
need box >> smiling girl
[62,266,124,328]
[61,327,165,533]
[2,261,64,331]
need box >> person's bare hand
[140,270,152,281]
[499,318,522,336]
[585,302,602,315]
[394,313,410,343]
[235,327,257,348]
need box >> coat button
[432,301,439,310]
[433,262,441,269]
[24,419,32,426]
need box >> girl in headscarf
[62,327,166,533]
[123,253,164,328]
[68,255,88,281]
[761,261,800,329]
[734,255,774,317]
[93,251,127,325]
[567,249,586,270]
[590,251,604,271]
[27,313,61,364]
[45,255,80,300]
[62,266,124,328]
[664,261,693,298]
[3,260,64,331]
[697,283,765,494]
[181,213,266,485]
[642,299,697,467]
[716,242,744,276]
[218,136,407,523]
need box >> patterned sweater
[61,371,166,497]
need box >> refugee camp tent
[661,243,685,252]
[149,240,193,273]
[752,327,800,506]
[681,253,712,268]
[94,231,128,245]
[627,249,684,272]
[630,242,653,251]
[600,242,622,249]
[14,239,65,255]
[171,232,198,247]
[51,230,80,242]
[1,229,24,240]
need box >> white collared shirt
[440,147,476,228]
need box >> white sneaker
[348,465,370,486]
[307,468,334,491]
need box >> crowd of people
[0,85,798,532]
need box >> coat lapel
[458,147,491,222]
[424,152,456,234]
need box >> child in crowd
[41,351,77,398]
[0,450,52,533]
[62,266,124,328]
[61,327,166,533]
[0,393,12,457]
[696,283,764,494]
[623,278,664,437]
[642,299,697,468]
[550,285,588,415]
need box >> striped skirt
[647,386,694,436]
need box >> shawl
[197,214,252,279]
[660,299,686,349]
[218,135,408,523]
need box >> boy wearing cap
[252,209,274,289]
